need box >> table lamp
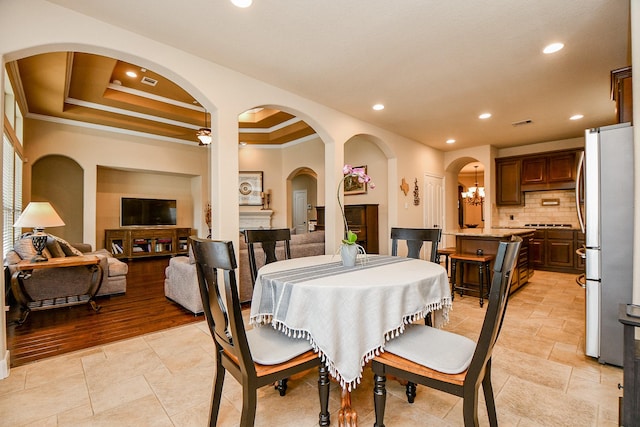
[13,202,65,262]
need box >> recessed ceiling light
[478,113,492,119]
[543,42,564,54]
[239,141,248,146]
[372,104,385,111]
[125,71,137,78]
[446,139,456,144]
[570,114,584,120]
[231,0,252,7]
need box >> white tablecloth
[249,254,451,390]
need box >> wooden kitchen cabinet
[521,150,577,189]
[521,156,546,185]
[546,229,574,269]
[548,153,576,182]
[612,66,632,124]
[530,229,584,274]
[316,204,379,253]
[495,158,522,206]
[496,149,580,205]
[530,230,545,268]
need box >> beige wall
[96,167,196,249]
[344,136,389,254]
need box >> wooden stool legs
[450,254,494,307]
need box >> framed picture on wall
[344,165,368,195]
[239,171,263,206]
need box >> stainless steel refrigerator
[577,123,634,367]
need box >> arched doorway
[458,162,485,229]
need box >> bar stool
[437,247,456,278]
[450,252,495,307]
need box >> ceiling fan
[196,110,212,145]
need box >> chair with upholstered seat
[371,237,521,427]
[243,228,294,396]
[244,228,292,288]
[391,227,442,327]
[390,227,441,262]
[190,237,330,427]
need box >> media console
[105,227,193,259]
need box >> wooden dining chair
[372,237,522,427]
[244,228,292,288]
[243,228,293,396]
[190,237,330,427]
[391,227,442,329]
[390,227,442,262]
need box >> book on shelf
[111,242,123,254]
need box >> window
[4,67,24,254]
[3,133,22,254]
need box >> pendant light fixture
[197,110,212,145]
[461,165,485,206]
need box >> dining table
[249,254,451,426]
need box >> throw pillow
[46,236,66,258]
[13,236,52,260]
[188,244,196,264]
[49,234,83,257]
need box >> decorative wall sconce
[413,178,420,206]
[400,178,409,196]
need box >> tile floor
[0,270,623,426]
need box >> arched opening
[3,46,216,367]
[237,106,326,234]
[458,162,485,229]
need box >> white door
[293,190,308,234]
[423,174,444,229]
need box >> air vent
[140,76,158,87]
[512,119,533,127]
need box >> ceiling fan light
[197,128,212,145]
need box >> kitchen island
[443,228,535,294]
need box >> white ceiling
[46,0,630,152]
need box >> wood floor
[5,257,203,368]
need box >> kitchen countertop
[443,228,535,238]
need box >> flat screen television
[121,197,177,226]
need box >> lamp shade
[13,202,65,230]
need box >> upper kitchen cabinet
[495,158,522,206]
[611,66,632,124]
[496,149,581,206]
[521,151,577,190]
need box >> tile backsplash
[493,190,579,228]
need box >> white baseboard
[0,350,10,379]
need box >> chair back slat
[467,236,522,379]
[244,228,292,285]
[190,237,254,372]
[390,227,442,262]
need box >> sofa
[4,234,128,300]
[163,230,325,313]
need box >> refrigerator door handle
[575,151,585,234]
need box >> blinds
[3,133,22,254]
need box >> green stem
[337,175,351,239]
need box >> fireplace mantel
[239,210,273,230]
